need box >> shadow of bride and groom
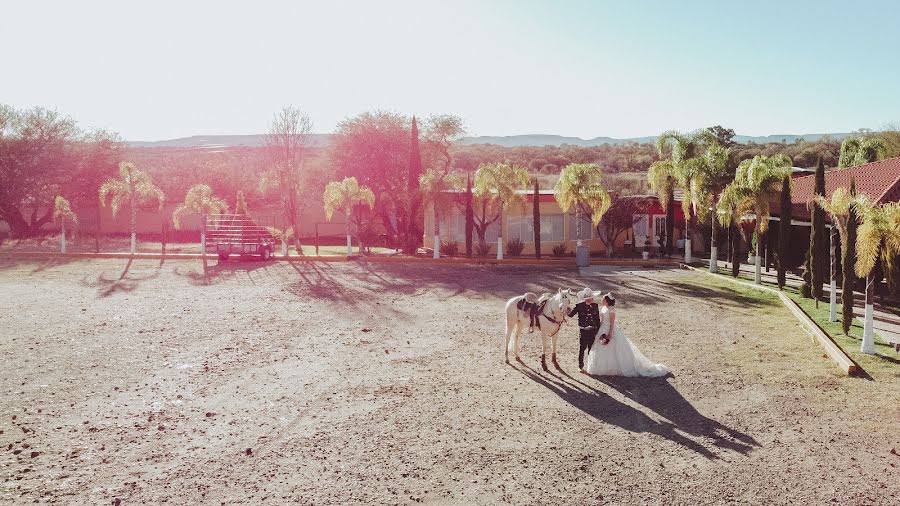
[512,362,760,460]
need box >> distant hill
[128,132,854,149]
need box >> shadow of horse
[513,361,759,459]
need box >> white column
[433,235,440,258]
[346,234,352,258]
[281,240,288,257]
[497,237,503,260]
[201,231,206,258]
[709,246,718,273]
[684,239,692,264]
[130,232,136,254]
[60,221,67,254]
[828,281,837,322]
[754,255,761,284]
[861,303,876,354]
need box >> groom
[568,288,601,373]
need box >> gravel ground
[0,258,898,505]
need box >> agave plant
[323,177,376,257]
[99,162,164,254]
[52,196,78,253]
[854,200,900,353]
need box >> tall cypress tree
[533,178,541,259]
[811,157,827,306]
[464,172,474,258]
[842,179,858,335]
[406,116,423,252]
[777,174,792,289]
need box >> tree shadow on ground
[512,361,759,459]
[79,258,161,297]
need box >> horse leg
[540,331,549,370]
[504,313,515,363]
[513,321,524,362]
[551,332,560,369]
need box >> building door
[633,214,649,249]
[653,215,666,248]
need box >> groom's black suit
[568,301,601,369]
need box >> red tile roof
[776,156,900,220]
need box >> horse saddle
[517,292,549,332]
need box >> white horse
[504,288,576,368]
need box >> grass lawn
[683,267,900,379]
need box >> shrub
[441,239,459,257]
[506,238,525,257]
[475,241,492,257]
[552,244,568,257]
[358,225,381,253]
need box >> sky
[2,0,899,141]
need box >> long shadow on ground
[512,361,759,459]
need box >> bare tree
[261,106,312,254]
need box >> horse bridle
[539,295,570,338]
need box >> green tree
[854,200,900,353]
[172,184,229,270]
[651,129,716,260]
[842,180,858,334]
[99,162,164,254]
[808,158,827,305]
[52,196,77,254]
[533,178,541,259]
[474,162,530,259]
[405,115,423,253]
[776,175,792,289]
[707,125,737,148]
[464,173,474,257]
[815,185,866,322]
[323,177,376,257]
[697,144,733,272]
[838,137,887,168]
[419,169,460,258]
[261,105,313,254]
[717,154,792,284]
[555,163,612,265]
[235,190,249,215]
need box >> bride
[585,293,669,377]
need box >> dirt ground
[1,258,898,505]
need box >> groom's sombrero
[575,287,596,303]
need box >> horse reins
[539,299,568,338]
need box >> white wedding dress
[585,306,669,377]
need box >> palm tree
[651,130,716,262]
[172,184,229,267]
[555,163,612,266]
[52,196,77,254]
[694,144,733,272]
[323,177,376,258]
[419,169,461,258]
[854,200,900,354]
[474,162,531,260]
[266,226,294,257]
[815,187,866,322]
[99,162,164,254]
[717,155,792,284]
[839,137,887,168]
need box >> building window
[568,212,593,241]
[509,214,564,242]
[653,216,666,238]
